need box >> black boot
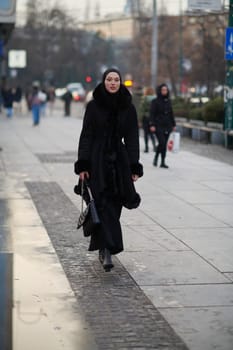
[160,162,169,168]
[99,249,105,264]
[153,153,159,166]
[103,249,114,272]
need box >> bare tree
[7,1,111,88]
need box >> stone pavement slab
[122,224,190,252]
[142,284,233,308]
[170,228,233,272]
[163,189,233,205]
[160,306,233,350]
[194,203,233,226]
[118,251,229,285]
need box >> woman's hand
[150,126,156,133]
[79,171,89,181]
[132,174,139,182]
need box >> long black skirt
[88,194,123,255]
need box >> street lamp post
[179,0,183,96]
[151,0,158,89]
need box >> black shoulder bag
[77,180,101,237]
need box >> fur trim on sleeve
[130,163,143,177]
[74,159,90,175]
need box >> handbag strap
[80,179,94,214]
[83,179,94,200]
[81,180,84,214]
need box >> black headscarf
[99,68,122,114]
[156,83,170,100]
[93,68,131,112]
[102,68,122,84]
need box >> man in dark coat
[74,68,143,272]
[62,89,73,116]
[150,84,176,168]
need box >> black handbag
[77,180,100,237]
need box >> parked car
[67,82,86,102]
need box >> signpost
[8,50,27,69]
[188,0,221,11]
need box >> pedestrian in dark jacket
[62,89,73,116]
[1,86,14,118]
[74,68,143,272]
[138,87,157,153]
[150,84,176,168]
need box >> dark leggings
[143,117,156,151]
[155,130,170,163]
[143,128,156,151]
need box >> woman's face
[161,86,168,96]
[104,72,121,94]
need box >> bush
[189,107,203,121]
[173,96,224,125]
[173,107,189,119]
[203,97,224,124]
[172,98,191,119]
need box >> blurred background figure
[47,86,56,115]
[62,88,73,117]
[13,85,23,115]
[138,87,157,153]
[39,87,48,117]
[27,83,43,126]
[1,85,14,118]
[150,84,176,168]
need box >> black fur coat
[74,83,143,209]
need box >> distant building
[83,15,142,41]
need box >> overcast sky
[16,0,227,24]
[16,0,190,23]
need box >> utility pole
[151,0,158,89]
[178,0,183,96]
[224,0,233,148]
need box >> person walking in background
[138,87,157,153]
[150,84,176,168]
[28,85,42,126]
[47,86,56,115]
[13,85,23,114]
[74,68,143,272]
[1,85,14,118]
[62,88,73,116]
[39,88,48,117]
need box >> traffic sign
[188,0,221,11]
[8,50,27,68]
[225,28,233,60]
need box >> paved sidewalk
[0,107,233,350]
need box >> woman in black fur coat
[74,68,143,272]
